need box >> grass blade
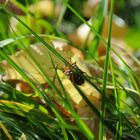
[99,0,115,139]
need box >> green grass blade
[63,0,106,43]
[99,0,115,139]
[110,57,122,139]
[88,0,108,57]
[56,0,68,28]
[11,15,70,67]
[0,50,67,125]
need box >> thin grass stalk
[88,0,108,57]
[129,71,140,92]
[99,0,115,139]
[119,100,140,125]
[117,84,140,111]
[63,0,106,43]
[116,121,122,140]
[56,0,68,28]
[10,14,71,67]
[111,49,140,95]
[59,124,68,140]
[110,57,122,140]
[68,131,79,140]
[0,122,13,140]
[109,58,119,112]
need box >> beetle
[63,62,85,85]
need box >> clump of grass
[0,1,140,140]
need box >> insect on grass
[63,62,85,85]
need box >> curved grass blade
[12,15,71,67]
[0,122,13,140]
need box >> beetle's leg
[71,72,75,84]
